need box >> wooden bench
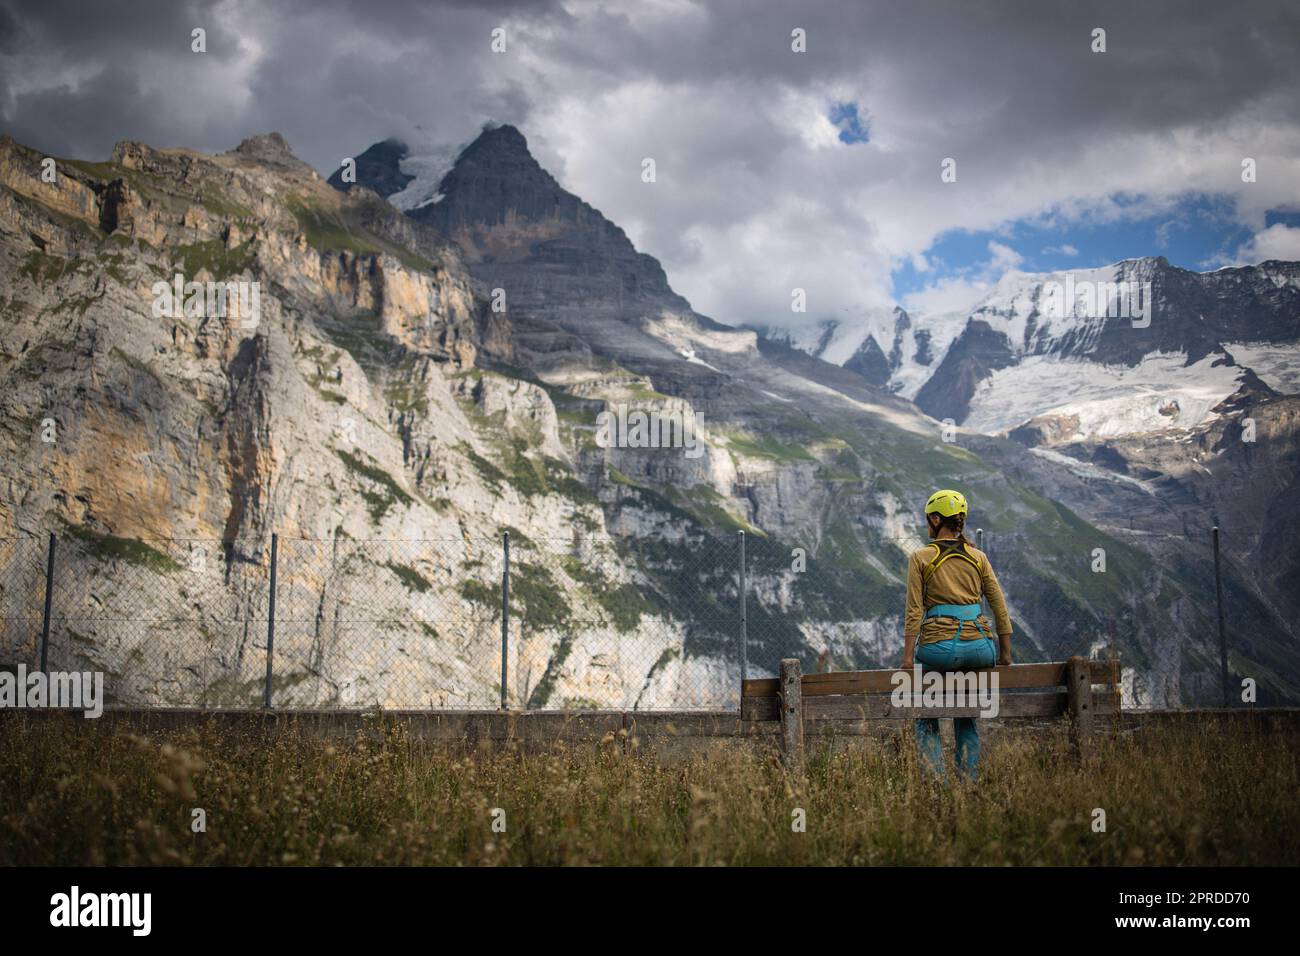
[741,656,1121,769]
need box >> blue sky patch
[1265,209,1300,229]
[828,101,870,144]
[890,193,1277,301]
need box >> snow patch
[1225,342,1300,395]
[645,311,758,360]
[1028,446,1156,493]
[386,142,463,212]
[965,352,1245,439]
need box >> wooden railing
[741,656,1121,769]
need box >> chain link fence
[0,536,47,671]
[0,522,1263,711]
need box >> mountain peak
[474,123,528,150]
[451,123,540,174]
[409,124,566,234]
[228,132,315,174]
[327,137,414,198]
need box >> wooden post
[779,658,804,771]
[1066,655,1093,760]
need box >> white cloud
[987,240,1023,272]
[901,275,991,317]
[3,0,1300,331]
[900,240,1024,315]
[512,5,1300,329]
[1231,223,1300,264]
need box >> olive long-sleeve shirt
[904,538,1012,644]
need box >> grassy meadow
[1,715,1295,866]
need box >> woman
[900,489,1012,781]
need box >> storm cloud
[3,0,1298,326]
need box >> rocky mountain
[754,307,940,398]
[326,138,414,200]
[0,125,1295,710]
[407,123,711,380]
[761,258,1300,439]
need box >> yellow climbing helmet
[925,489,968,517]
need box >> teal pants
[914,635,997,782]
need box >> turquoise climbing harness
[924,602,991,641]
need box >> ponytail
[930,511,966,538]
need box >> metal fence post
[1212,526,1229,708]
[738,529,747,689]
[263,532,278,710]
[500,530,510,710]
[39,532,55,673]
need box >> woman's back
[905,538,1011,644]
[903,490,1014,783]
